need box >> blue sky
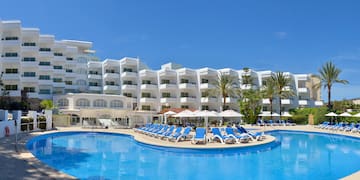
[1,0,359,101]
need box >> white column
[28,111,38,131]
[45,110,53,130]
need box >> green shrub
[292,114,308,125]
[38,123,46,129]
[37,116,46,122]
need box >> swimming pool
[26,131,360,180]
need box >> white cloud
[274,31,288,39]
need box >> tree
[261,78,276,119]
[207,72,239,111]
[314,61,349,110]
[40,100,54,110]
[239,89,262,124]
[272,72,295,116]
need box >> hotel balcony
[21,61,38,68]
[27,92,38,98]
[141,84,158,90]
[104,73,120,79]
[104,85,120,91]
[296,74,308,81]
[1,57,21,64]
[179,83,197,89]
[88,74,102,80]
[200,83,215,89]
[21,76,38,83]
[65,72,76,78]
[159,83,177,90]
[53,69,66,75]
[198,68,218,76]
[298,100,308,106]
[2,74,20,81]
[158,70,176,77]
[140,97,157,103]
[21,45,39,52]
[38,65,53,72]
[38,80,52,85]
[139,70,157,77]
[53,56,66,63]
[298,88,308,93]
[282,86,291,91]
[225,97,238,104]
[160,97,177,103]
[281,99,293,105]
[53,82,65,88]
[65,85,77,89]
[89,86,102,91]
[121,71,137,78]
[88,61,102,68]
[8,91,21,97]
[122,84,137,91]
[1,39,21,47]
[180,97,197,103]
[38,51,54,58]
[201,97,218,103]
[262,98,276,104]
[38,94,52,99]
[315,101,324,106]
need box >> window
[201,92,209,97]
[23,87,35,92]
[4,52,18,57]
[39,48,51,52]
[181,92,189,97]
[65,81,72,85]
[22,42,36,46]
[123,93,132,97]
[76,98,90,107]
[123,81,133,85]
[5,85,17,91]
[4,37,18,40]
[123,68,133,72]
[181,105,189,109]
[180,79,189,83]
[161,79,170,84]
[105,81,116,85]
[142,80,151,84]
[201,79,209,83]
[58,99,69,107]
[93,99,107,108]
[39,61,51,66]
[39,75,50,80]
[23,57,36,61]
[110,100,123,108]
[53,78,62,83]
[66,57,73,61]
[89,82,99,86]
[89,70,99,75]
[263,106,268,111]
[162,92,171,98]
[23,72,36,77]
[105,69,116,73]
[142,93,151,98]
[66,69,73,73]
[54,52,63,56]
[39,89,51,94]
[5,69,18,74]
[142,105,151,111]
[76,80,87,86]
[202,105,209,110]
[54,66,63,69]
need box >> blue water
[26,131,360,180]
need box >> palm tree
[261,78,276,119]
[40,99,54,110]
[314,61,348,110]
[272,72,295,116]
[207,72,239,111]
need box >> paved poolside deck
[0,125,359,179]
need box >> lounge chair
[166,127,183,140]
[168,127,192,142]
[211,127,236,144]
[157,125,175,138]
[191,127,207,144]
[225,127,251,143]
[236,125,265,141]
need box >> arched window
[76,79,87,86]
[76,98,90,107]
[57,98,69,107]
[93,99,107,108]
[110,100,123,108]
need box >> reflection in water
[27,131,360,180]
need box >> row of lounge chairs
[257,120,296,126]
[135,124,266,145]
[315,121,360,133]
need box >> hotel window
[89,70,99,75]
[54,66,63,69]
[5,85,17,91]
[39,61,51,66]
[181,105,189,109]
[142,80,151,84]
[162,92,171,98]
[23,87,35,93]
[181,92,189,97]
[66,57,73,61]
[39,48,51,52]
[180,79,189,83]
[110,100,123,108]
[123,93,132,97]
[65,81,72,85]
[123,68,133,72]
[89,82,99,86]
[53,78,63,83]
[105,69,116,73]
[3,36,18,40]
[201,92,209,97]
[5,69,18,74]
[23,72,36,77]
[22,42,36,46]
[142,105,151,111]
[76,98,90,107]
[93,99,107,108]
[54,52,63,56]
[65,69,73,73]
[58,99,69,107]
[4,52,18,57]
[39,75,50,80]
[201,105,209,110]
[142,93,151,98]
[201,79,209,83]
[39,89,51,94]
[105,81,116,86]
[123,81,133,85]
[161,79,170,84]
[23,57,36,61]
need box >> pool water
[26,131,360,180]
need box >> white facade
[0,20,323,115]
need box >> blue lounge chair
[236,125,265,141]
[157,125,175,138]
[225,127,251,143]
[191,127,207,144]
[165,127,183,140]
[211,127,236,144]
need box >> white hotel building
[0,20,323,124]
